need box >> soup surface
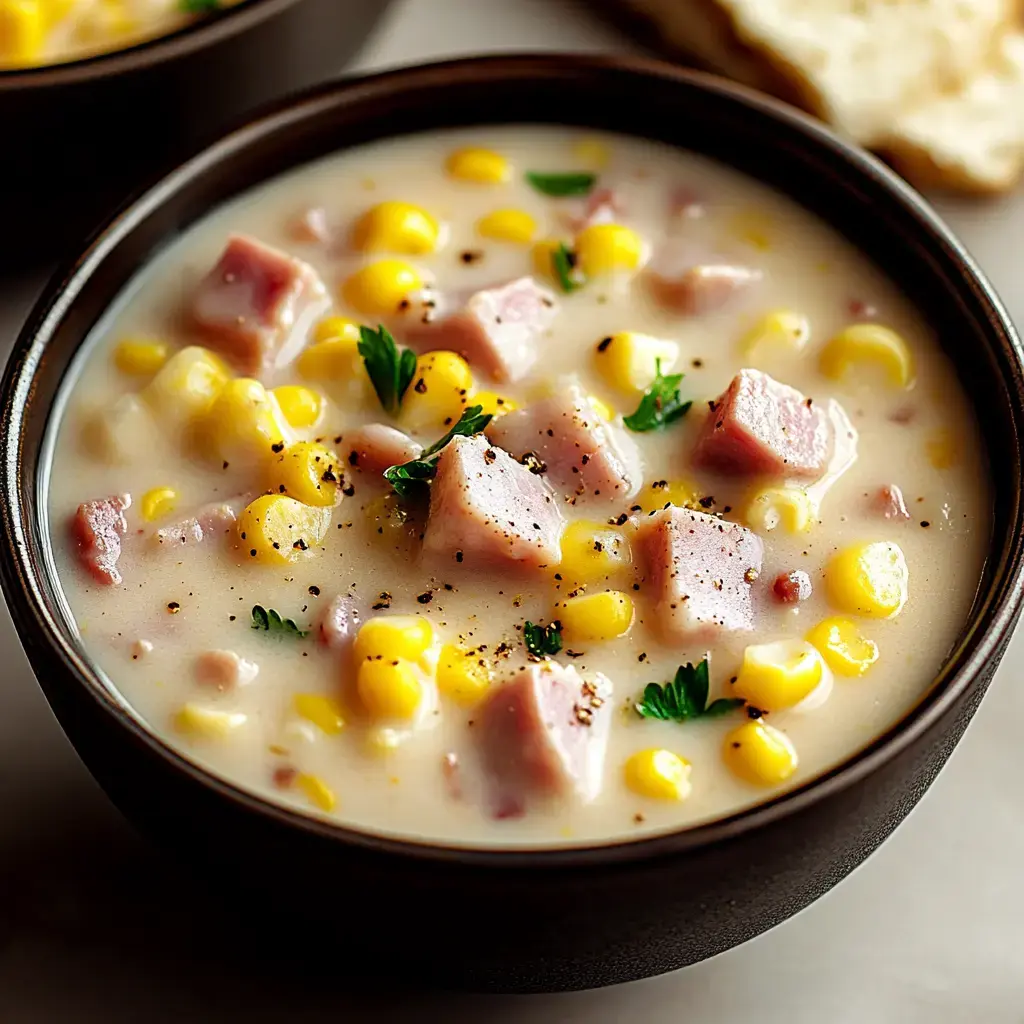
[47,126,991,848]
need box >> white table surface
[3,1,1024,1020]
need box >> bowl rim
[4,52,1024,869]
[0,0,302,86]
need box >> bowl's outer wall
[3,58,1024,992]
[0,0,390,270]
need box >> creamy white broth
[46,126,991,848]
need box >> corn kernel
[733,639,826,711]
[574,223,645,276]
[293,693,346,734]
[437,644,492,705]
[477,208,537,244]
[637,478,699,514]
[140,486,178,522]
[806,616,879,677]
[298,331,372,404]
[559,520,631,583]
[267,441,341,507]
[174,703,247,739]
[0,0,44,66]
[237,494,330,565]
[471,390,518,418]
[204,378,291,463]
[557,591,634,643]
[925,427,959,469]
[572,137,611,169]
[532,238,568,279]
[724,720,798,786]
[354,615,434,663]
[594,332,679,394]
[588,395,615,422]
[351,201,440,255]
[357,657,423,720]
[624,749,692,801]
[401,350,473,432]
[297,773,336,812]
[446,147,511,184]
[142,346,230,425]
[745,486,813,533]
[113,339,169,377]
[272,385,323,429]
[827,541,909,618]
[741,310,810,356]
[313,316,361,345]
[819,324,914,389]
[343,260,423,315]
[730,208,774,251]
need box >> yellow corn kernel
[140,486,178,523]
[351,201,440,255]
[357,657,423,720]
[113,339,169,377]
[574,223,644,276]
[559,519,631,583]
[293,693,346,734]
[733,639,826,711]
[532,237,568,279]
[297,773,336,812]
[446,147,510,184]
[204,378,291,463]
[471,390,518,418]
[588,395,615,422]
[637,478,699,514]
[401,350,473,432]
[298,333,372,402]
[354,615,434,663]
[437,644,492,705]
[827,541,909,619]
[477,208,537,245]
[557,591,634,643]
[0,0,44,66]
[624,749,692,801]
[745,486,813,533]
[925,427,959,469]
[268,441,341,507]
[237,494,330,565]
[724,720,798,786]
[271,385,323,429]
[313,316,361,345]
[342,260,423,315]
[741,310,810,357]
[142,346,230,424]
[572,137,611,169]
[594,332,679,394]
[174,703,247,739]
[806,616,879,678]
[730,208,774,251]
[819,324,914,389]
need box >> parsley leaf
[552,242,585,294]
[383,405,493,499]
[179,0,222,11]
[623,359,692,432]
[358,324,417,414]
[251,605,309,639]
[524,619,563,658]
[634,659,744,721]
[525,171,597,197]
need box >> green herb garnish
[552,242,585,294]
[179,0,223,12]
[383,405,493,499]
[358,324,417,415]
[635,659,744,721]
[525,171,597,197]
[524,619,563,659]
[622,359,692,432]
[251,605,309,639]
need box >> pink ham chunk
[477,662,613,815]
[874,484,911,521]
[194,650,259,692]
[345,424,422,474]
[638,507,763,641]
[487,383,642,503]
[192,234,327,375]
[565,187,623,230]
[402,277,557,383]
[422,435,564,569]
[72,495,130,586]
[318,593,362,652]
[153,501,238,549]
[648,263,760,317]
[694,369,832,480]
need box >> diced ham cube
[694,369,832,480]
[192,234,327,375]
[638,507,764,641]
[477,662,613,814]
[402,277,557,383]
[647,245,761,316]
[874,484,911,521]
[194,650,259,692]
[422,435,564,569]
[773,570,812,604]
[291,207,331,245]
[345,424,423,474]
[153,501,238,549]
[72,494,130,586]
[487,383,642,503]
[565,187,623,230]
[318,594,362,652]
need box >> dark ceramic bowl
[0,0,391,269]
[3,55,1024,993]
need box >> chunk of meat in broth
[195,650,259,692]
[152,500,240,550]
[72,494,131,586]
[647,241,761,316]
[873,484,911,521]
[345,424,423,475]
[318,594,362,654]
[564,187,623,231]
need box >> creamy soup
[46,126,991,848]
[0,0,245,69]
